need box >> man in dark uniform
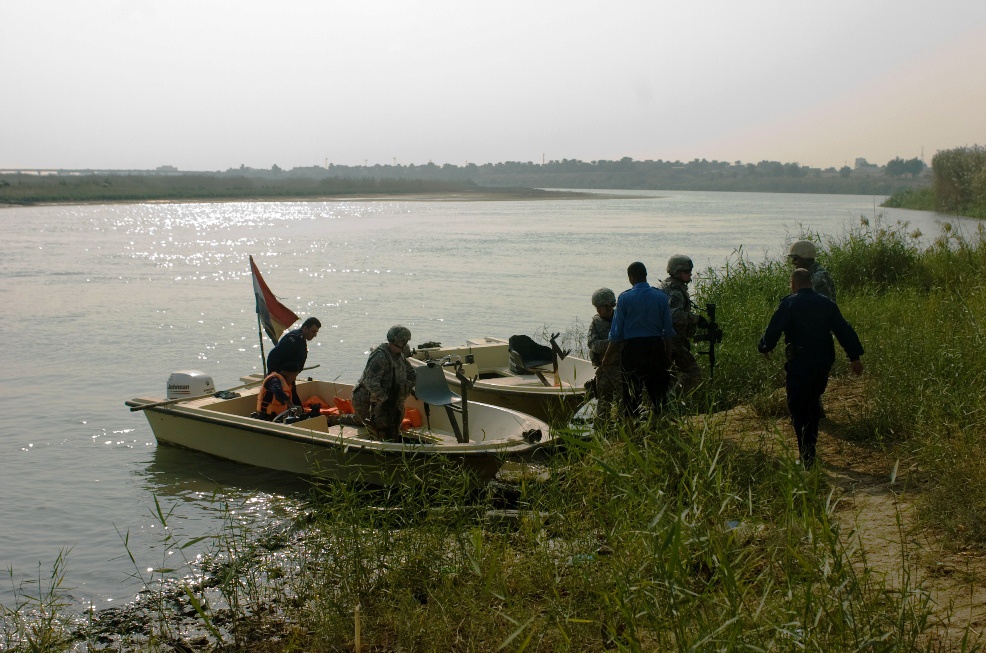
[603,262,676,419]
[758,268,863,469]
[267,317,321,374]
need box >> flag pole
[250,254,297,377]
[257,313,268,376]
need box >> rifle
[693,303,725,377]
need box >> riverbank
[0,174,623,207]
[5,216,986,651]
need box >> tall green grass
[37,421,952,651]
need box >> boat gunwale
[125,397,546,457]
[406,357,590,397]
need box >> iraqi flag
[249,255,299,344]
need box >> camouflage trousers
[670,343,702,393]
[593,361,622,424]
[350,385,404,441]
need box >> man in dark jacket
[267,317,321,374]
[758,268,863,469]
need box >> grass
[6,217,986,651]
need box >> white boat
[126,368,551,487]
[408,336,595,423]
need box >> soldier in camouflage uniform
[587,287,621,425]
[350,325,417,441]
[788,240,836,302]
[787,241,837,418]
[660,255,706,393]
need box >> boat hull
[409,337,594,423]
[128,378,550,486]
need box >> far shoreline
[0,188,646,209]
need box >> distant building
[853,158,884,176]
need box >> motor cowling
[166,370,216,400]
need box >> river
[0,189,972,614]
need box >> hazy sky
[3,1,985,171]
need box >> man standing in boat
[602,262,676,419]
[660,255,706,393]
[587,287,621,425]
[758,268,863,469]
[350,325,417,441]
[267,317,321,374]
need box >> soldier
[587,287,621,425]
[788,240,836,302]
[350,325,417,441]
[660,255,706,393]
[788,240,837,418]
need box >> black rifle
[693,303,725,377]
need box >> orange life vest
[256,372,294,417]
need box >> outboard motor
[166,370,215,400]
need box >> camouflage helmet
[788,240,817,259]
[666,254,694,276]
[386,324,412,344]
[591,287,617,307]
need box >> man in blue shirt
[758,268,863,469]
[603,262,676,419]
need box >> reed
[1,551,74,652]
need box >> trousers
[620,338,671,418]
[785,362,831,468]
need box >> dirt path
[702,377,986,649]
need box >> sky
[2,0,985,172]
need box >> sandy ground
[698,377,986,649]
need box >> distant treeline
[233,157,927,196]
[0,175,568,206]
[2,156,931,205]
[883,146,986,219]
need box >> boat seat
[414,362,465,442]
[507,335,553,372]
[508,335,557,386]
[415,362,461,406]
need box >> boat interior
[411,337,591,390]
[181,374,540,446]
